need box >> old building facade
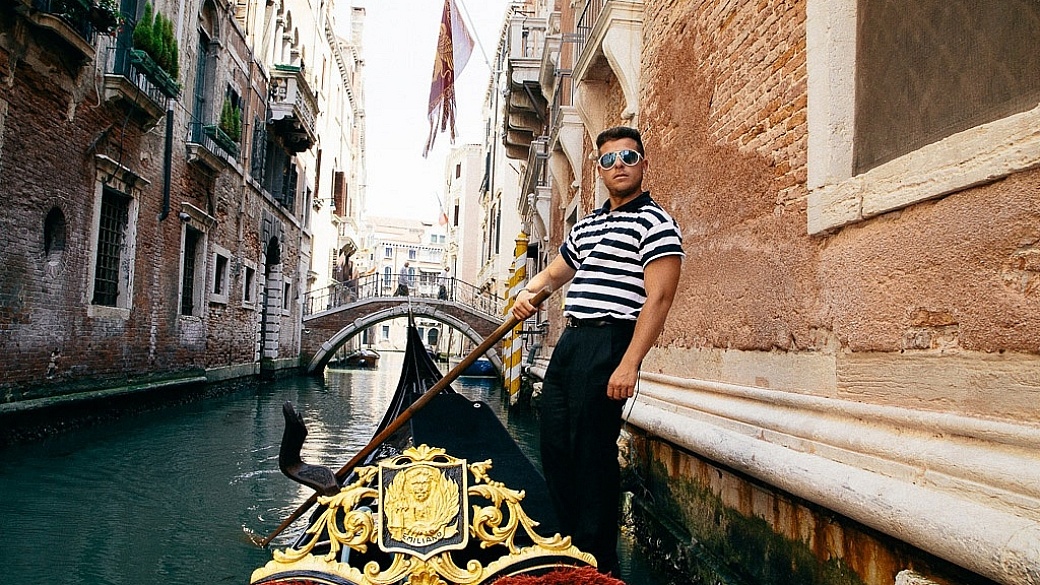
[501,1,1040,584]
[0,0,364,403]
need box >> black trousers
[539,322,634,574]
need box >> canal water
[0,351,682,585]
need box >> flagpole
[453,0,496,71]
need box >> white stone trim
[629,373,1040,585]
[809,104,1040,234]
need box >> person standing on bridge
[396,262,414,296]
[511,126,683,576]
[437,267,452,300]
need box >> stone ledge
[0,375,208,415]
[629,374,1040,585]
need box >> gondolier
[512,126,684,576]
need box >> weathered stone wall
[636,0,1040,420]
[528,2,1040,584]
[625,431,1001,585]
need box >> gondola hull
[251,324,600,585]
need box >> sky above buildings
[359,0,513,222]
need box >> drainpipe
[161,0,187,221]
[158,109,173,220]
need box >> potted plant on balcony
[89,0,123,34]
[130,2,180,97]
[219,98,243,143]
[203,97,242,156]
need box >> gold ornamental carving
[250,445,595,585]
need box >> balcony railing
[102,46,176,119]
[30,0,99,44]
[187,121,239,169]
[269,64,318,153]
[575,0,605,65]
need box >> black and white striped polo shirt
[560,191,684,321]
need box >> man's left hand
[607,363,639,400]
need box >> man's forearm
[619,298,673,370]
[619,255,682,370]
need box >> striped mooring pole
[502,233,529,395]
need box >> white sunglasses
[597,149,643,169]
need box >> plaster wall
[638,0,1040,419]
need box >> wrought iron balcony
[102,43,179,125]
[268,64,318,153]
[574,0,605,64]
[18,0,102,59]
[572,0,643,125]
[186,121,239,171]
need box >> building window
[381,325,390,340]
[384,246,393,258]
[427,328,439,346]
[242,263,256,307]
[87,158,141,318]
[455,162,461,178]
[43,207,66,268]
[192,33,212,141]
[180,226,204,316]
[855,0,1040,173]
[250,118,267,182]
[92,188,132,307]
[283,282,291,311]
[262,144,297,212]
[383,266,392,286]
[408,249,417,260]
[210,249,229,304]
[806,0,1040,234]
[333,170,347,216]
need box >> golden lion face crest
[384,464,461,546]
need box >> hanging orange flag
[423,0,474,157]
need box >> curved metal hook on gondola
[279,402,340,497]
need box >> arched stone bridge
[299,276,507,375]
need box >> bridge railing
[303,273,504,318]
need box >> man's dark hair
[596,126,644,154]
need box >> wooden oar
[257,287,550,547]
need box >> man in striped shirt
[513,126,684,575]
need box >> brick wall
[0,7,305,403]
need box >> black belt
[566,316,634,328]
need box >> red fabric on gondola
[491,566,626,585]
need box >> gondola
[458,356,496,377]
[334,348,380,369]
[250,319,616,585]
